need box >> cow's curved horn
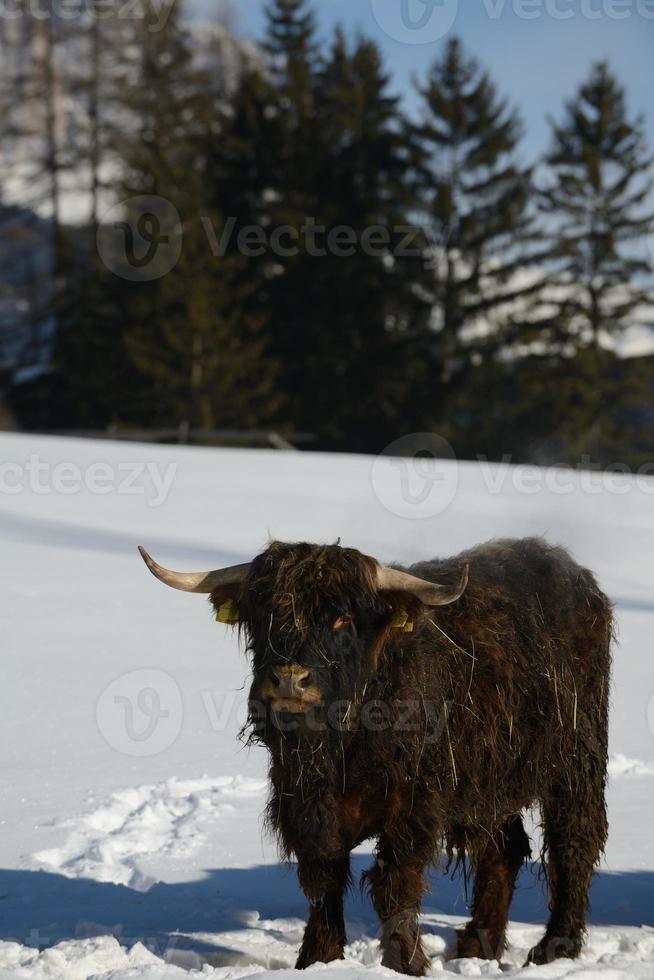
[376,562,468,606]
[138,546,250,594]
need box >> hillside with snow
[0,432,653,979]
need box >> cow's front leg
[366,833,433,976]
[295,855,350,969]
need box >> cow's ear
[368,593,425,668]
[210,584,242,625]
[379,566,468,633]
[381,590,425,632]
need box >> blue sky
[200,0,654,164]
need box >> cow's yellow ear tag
[390,610,413,632]
[216,599,240,624]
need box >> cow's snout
[271,665,313,696]
[260,664,321,712]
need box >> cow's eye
[333,614,354,631]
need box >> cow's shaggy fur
[212,537,612,974]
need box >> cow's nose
[270,665,313,699]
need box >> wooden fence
[45,424,315,451]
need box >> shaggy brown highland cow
[139,536,612,975]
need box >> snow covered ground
[1,432,653,980]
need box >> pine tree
[51,0,195,428]
[541,61,654,348]
[207,57,281,398]
[265,0,317,93]
[115,1,281,430]
[211,6,432,448]
[203,57,286,430]
[248,10,433,448]
[245,0,323,434]
[263,0,320,209]
[50,1,279,431]
[305,30,432,448]
[517,61,654,466]
[415,38,544,392]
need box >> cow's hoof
[526,935,581,966]
[381,952,429,976]
[381,941,430,976]
[456,924,504,960]
[526,942,549,966]
[295,946,343,970]
[380,915,430,976]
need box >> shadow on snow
[0,857,651,968]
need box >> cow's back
[377,537,612,826]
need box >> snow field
[1,432,653,979]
